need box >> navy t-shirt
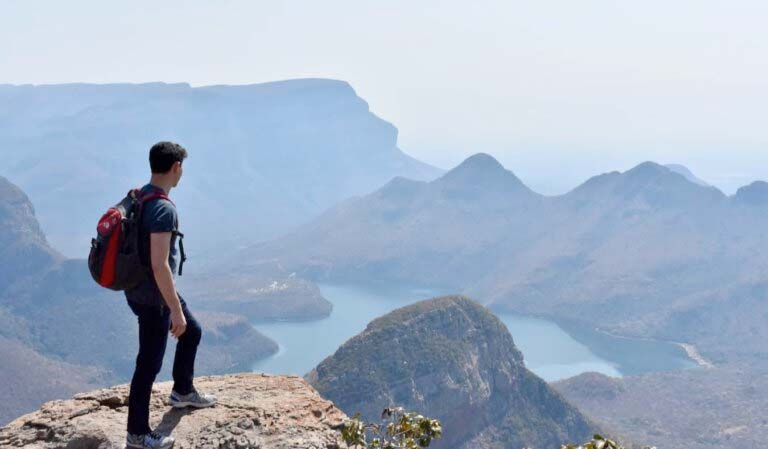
[124,183,179,306]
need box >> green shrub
[554,434,656,449]
[342,410,653,449]
[341,406,442,449]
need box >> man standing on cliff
[124,141,217,449]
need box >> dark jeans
[126,294,202,435]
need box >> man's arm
[150,231,186,338]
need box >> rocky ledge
[0,373,349,449]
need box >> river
[251,282,697,382]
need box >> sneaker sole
[170,400,217,409]
[125,441,174,449]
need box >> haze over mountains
[0,80,443,260]
[238,152,768,364]
[3,77,767,447]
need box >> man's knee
[135,351,164,378]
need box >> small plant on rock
[555,434,656,449]
[341,406,442,449]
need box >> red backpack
[88,187,186,290]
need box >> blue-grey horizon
[2,0,767,194]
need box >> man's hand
[170,309,187,338]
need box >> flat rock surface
[0,373,349,449]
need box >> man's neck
[148,176,173,194]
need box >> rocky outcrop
[306,295,597,449]
[0,373,349,449]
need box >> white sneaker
[125,431,175,449]
[169,387,217,408]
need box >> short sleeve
[145,200,177,233]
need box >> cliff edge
[0,373,349,449]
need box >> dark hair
[149,141,188,173]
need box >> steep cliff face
[0,175,63,295]
[306,295,597,449]
[0,373,349,449]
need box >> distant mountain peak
[562,161,688,199]
[734,181,768,206]
[435,153,535,196]
[0,176,29,204]
[625,161,670,178]
[621,161,726,197]
[456,152,505,170]
[622,161,714,191]
[567,160,725,205]
[664,164,710,186]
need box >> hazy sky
[2,0,767,193]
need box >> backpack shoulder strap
[135,187,186,275]
[137,189,175,207]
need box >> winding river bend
[251,282,697,381]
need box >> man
[124,141,217,449]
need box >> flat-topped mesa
[0,373,350,449]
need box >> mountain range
[236,153,768,364]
